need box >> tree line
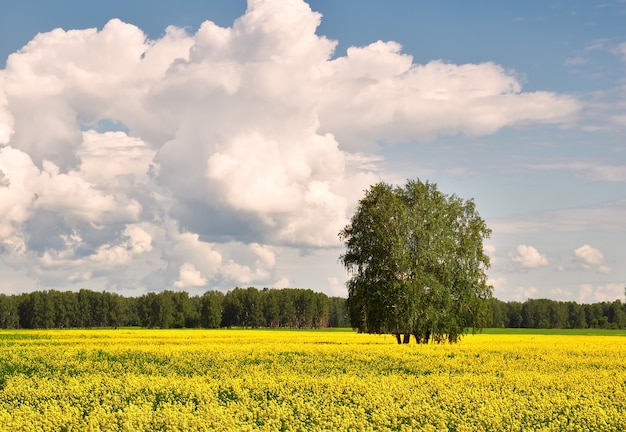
[489,298,626,329]
[1,286,624,330]
[0,287,349,329]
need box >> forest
[0,287,348,329]
[489,297,626,329]
[0,287,625,330]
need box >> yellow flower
[0,329,625,431]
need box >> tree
[200,291,222,328]
[506,301,523,328]
[279,289,297,327]
[261,288,281,328]
[0,294,20,328]
[221,288,242,327]
[522,299,551,328]
[328,297,349,328]
[489,298,508,328]
[339,179,492,344]
[567,302,587,329]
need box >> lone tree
[339,179,492,344]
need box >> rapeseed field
[0,329,624,431]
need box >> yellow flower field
[0,329,624,431]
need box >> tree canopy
[339,179,492,343]
[0,287,349,330]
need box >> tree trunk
[402,333,410,344]
[394,333,402,344]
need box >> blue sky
[0,0,624,302]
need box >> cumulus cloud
[274,276,291,289]
[317,51,579,148]
[514,285,538,301]
[578,283,623,303]
[574,244,611,273]
[488,276,506,290]
[174,263,208,289]
[510,245,549,269]
[0,147,39,239]
[0,0,581,293]
[327,276,347,297]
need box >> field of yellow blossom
[0,328,625,431]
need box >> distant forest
[489,297,626,330]
[0,288,625,330]
[0,287,348,329]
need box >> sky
[0,0,625,303]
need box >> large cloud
[0,0,580,293]
[316,44,579,148]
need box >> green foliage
[201,291,223,328]
[0,288,348,330]
[489,298,626,330]
[2,288,625,331]
[340,179,493,343]
[221,288,332,329]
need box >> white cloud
[124,225,153,254]
[578,283,624,303]
[167,231,223,280]
[160,227,278,288]
[77,131,156,190]
[549,287,573,301]
[574,244,604,265]
[317,55,580,148]
[510,244,549,268]
[35,160,142,224]
[0,81,13,144]
[274,276,291,289]
[2,222,157,288]
[574,244,611,273]
[327,276,347,297]
[0,0,585,293]
[174,263,208,288]
[488,276,507,291]
[514,285,538,301]
[250,243,276,268]
[0,147,39,239]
